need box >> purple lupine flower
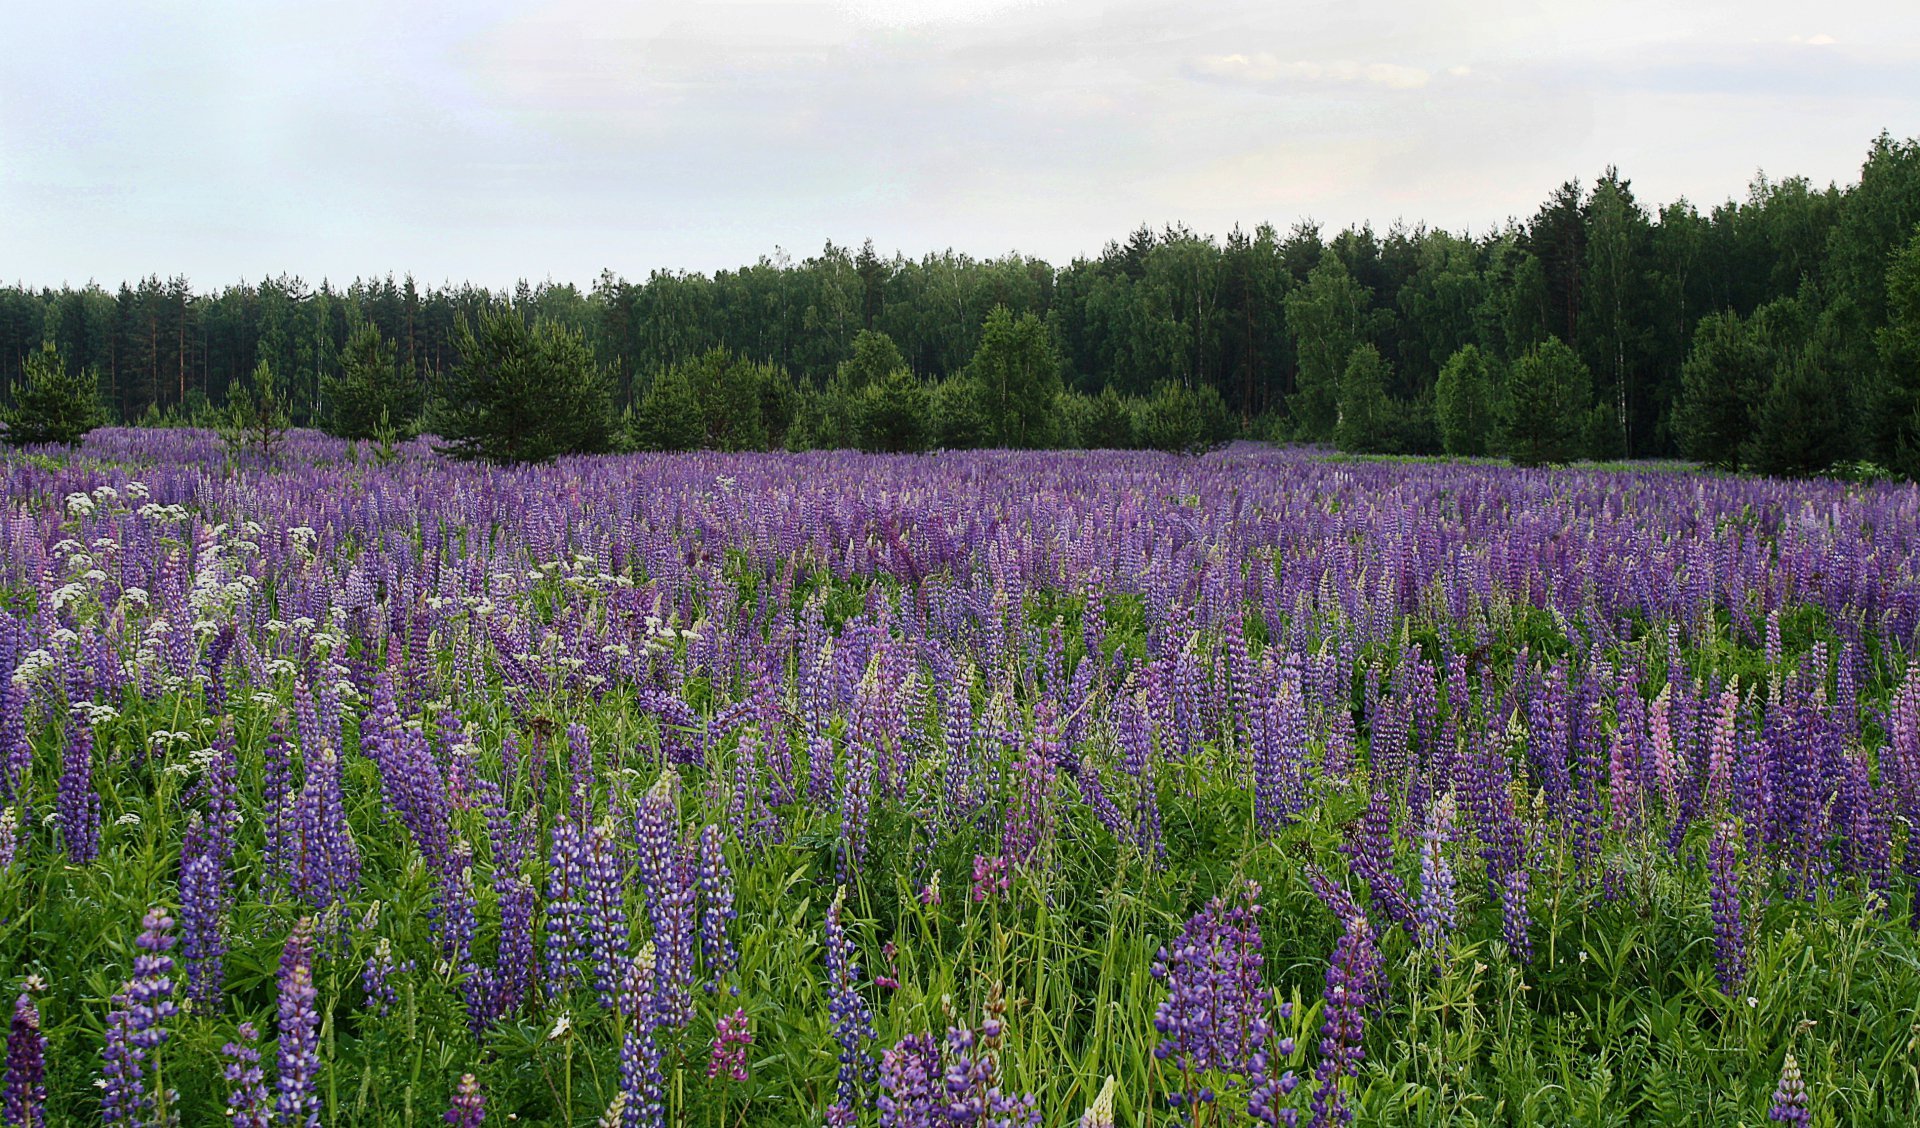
[879,1022,1039,1128]
[1768,1053,1810,1125]
[1415,795,1457,953]
[1310,913,1381,1127]
[359,934,415,1018]
[1254,665,1308,834]
[5,991,47,1128]
[634,767,680,928]
[275,918,322,1128]
[695,824,737,988]
[941,1022,1040,1128]
[584,821,631,1010]
[290,747,360,910]
[567,723,596,828]
[647,845,698,1030]
[970,855,1010,902]
[56,717,100,864]
[1341,789,1412,937]
[493,874,537,1020]
[1000,747,1055,870]
[0,682,32,804]
[101,908,179,1125]
[824,887,875,1125]
[618,945,665,1128]
[1113,687,1163,850]
[1707,821,1747,994]
[543,820,590,997]
[878,1031,942,1128]
[444,1073,484,1128]
[180,815,228,1010]
[707,1008,752,1082]
[221,1022,271,1128]
[1500,864,1533,965]
[726,728,777,851]
[840,668,880,877]
[261,714,294,892]
[1151,882,1274,1116]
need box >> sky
[2,0,1916,290]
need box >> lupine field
[3,430,1920,1126]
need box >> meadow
[1,430,1917,1126]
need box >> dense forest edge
[5,132,1920,475]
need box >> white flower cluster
[70,701,119,726]
[11,648,57,687]
[137,502,190,523]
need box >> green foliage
[1675,310,1769,470]
[628,348,793,452]
[1503,337,1592,467]
[1870,226,1920,476]
[1284,250,1375,442]
[1335,343,1396,454]
[434,310,616,463]
[1136,381,1232,453]
[1434,344,1498,457]
[4,132,1920,478]
[1747,353,1852,477]
[2,341,106,447]
[855,366,931,453]
[1082,385,1137,449]
[627,364,705,452]
[219,358,292,464]
[964,305,1063,448]
[322,320,419,441]
[930,377,994,450]
[837,329,907,391]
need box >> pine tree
[1674,311,1768,470]
[322,321,419,440]
[434,310,614,463]
[2,341,106,447]
[1503,337,1591,467]
[1747,353,1851,477]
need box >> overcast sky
[3,0,1915,290]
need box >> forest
[4,132,1919,475]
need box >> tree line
[4,132,1919,471]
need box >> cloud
[1189,52,1433,89]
